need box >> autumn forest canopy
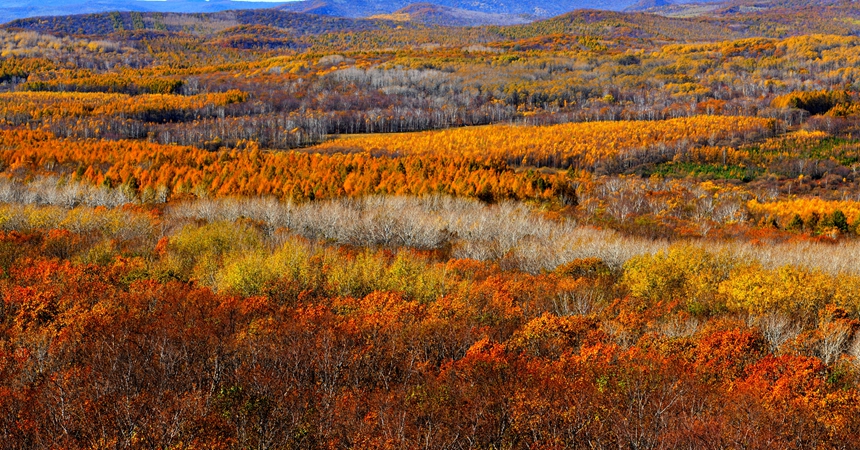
[3,1,860,448]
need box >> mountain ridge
[0,1,300,25]
[2,0,857,28]
[3,0,859,38]
[377,3,533,26]
[1,0,647,25]
[274,0,644,18]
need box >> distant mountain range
[0,0,733,25]
[1,9,411,38]
[4,0,858,44]
[378,3,534,27]
[275,0,643,18]
[0,0,855,28]
[0,1,292,25]
[621,0,840,14]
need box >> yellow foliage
[217,251,275,297]
[748,198,860,228]
[167,221,262,286]
[720,265,836,317]
[623,245,734,314]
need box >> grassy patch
[650,161,763,181]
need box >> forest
[2,1,860,448]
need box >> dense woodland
[2,1,860,448]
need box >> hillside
[275,0,644,18]
[0,0,294,25]
[0,0,646,25]
[2,0,856,28]
[627,0,854,16]
[372,3,533,26]
[4,0,860,447]
[1,10,412,37]
[484,5,860,42]
[5,0,860,44]
[625,0,675,11]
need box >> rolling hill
[1,9,411,37]
[274,0,642,18]
[2,0,859,41]
[372,3,534,26]
[0,0,297,25]
[3,0,856,28]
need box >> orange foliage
[0,130,573,202]
[0,90,246,124]
[0,225,858,447]
[311,116,774,169]
[748,197,860,228]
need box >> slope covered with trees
[1,2,860,448]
